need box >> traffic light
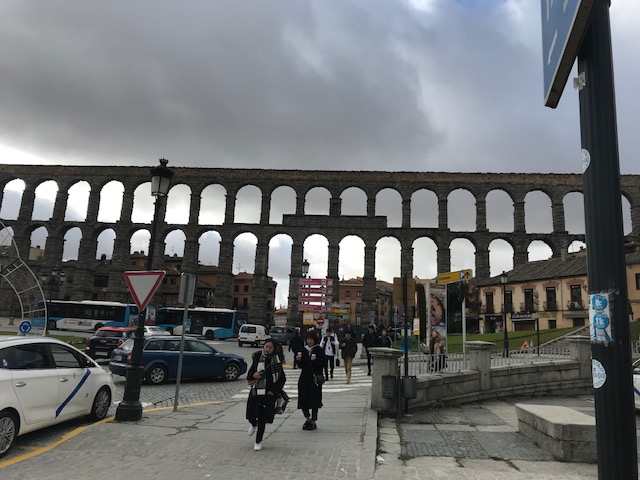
[532,291,539,311]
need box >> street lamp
[115,158,174,422]
[501,271,509,357]
[41,267,65,336]
[301,258,310,278]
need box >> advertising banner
[427,283,447,352]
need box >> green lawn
[391,327,584,353]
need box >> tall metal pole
[402,275,409,414]
[115,193,163,421]
[577,0,637,476]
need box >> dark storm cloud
[0,1,443,170]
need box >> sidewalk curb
[358,400,378,480]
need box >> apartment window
[170,278,176,286]
[345,302,351,311]
[524,289,533,312]
[243,285,249,293]
[266,300,272,310]
[545,287,557,311]
[234,285,239,292]
[569,285,583,309]
[636,273,640,290]
[233,298,239,309]
[573,318,585,327]
[93,276,108,288]
[485,292,494,314]
[505,291,513,313]
[242,298,248,308]
[356,291,363,298]
[356,303,362,313]
[356,316,362,326]
[548,320,557,329]
[267,287,273,294]
[345,291,351,298]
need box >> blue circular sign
[593,313,609,329]
[19,320,32,334]
[591,295,607,310]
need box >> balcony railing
[567,301,584,310]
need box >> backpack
[322,335,336,355]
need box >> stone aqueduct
[1,164,639,323]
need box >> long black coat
[246,351,286,424]
[297,345,325,410]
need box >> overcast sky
[1,1,638,307]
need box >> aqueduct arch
[1,164,639,323]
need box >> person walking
[339,330,358,384]
[288,327,304,369]
[320,328,339,381]
[362,325,377,375]
[378,327,392,348]
[296,332,326,431]
[246,339,286,451]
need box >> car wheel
[223,363,240,381]
[0,410,18,457]
[205,330,214,340]
[146,365,168,385]
[238,342,243,347]
[167,328,174,335]
[47,320,57,330]
[88,387,111,421]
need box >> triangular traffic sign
[123,270,166,311]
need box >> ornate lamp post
[301,258,310,278]
[501,271,509,357]
[115,158,174,422]
[41,267,65,336]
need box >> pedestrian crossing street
[231,364,371,400]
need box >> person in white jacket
[320,328,340,381]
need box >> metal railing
[400,345,572,376]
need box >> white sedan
[0,336,114,457]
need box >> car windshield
[271,327,283,333]
[119,339,135,352]
[147,327,167,334]
[96,330,120,337]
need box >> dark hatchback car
[85,327,135,359]
[109,336,247,385]
[269,325,296,345]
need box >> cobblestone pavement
[374,396,640,479]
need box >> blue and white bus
[155,307,248,339]
[33,300,140,332]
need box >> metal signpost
[437,269,472,366]
[541,0,637,476]
[174,273,196,412]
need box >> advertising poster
[427,283,447,352]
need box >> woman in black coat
[296,332,326,431]
[246,339,286,451]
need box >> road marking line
[0,400,224,469]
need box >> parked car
[237,324,270,347]
[85,327,136,359]
[269,325,296,346]
[143,325,171,336]
[0,336,114,457]
[109,336,247,385]
[633,359,640,409]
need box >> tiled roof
[478,250,640,287]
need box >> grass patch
[390,327,583,353]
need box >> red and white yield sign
[123,271,166,311]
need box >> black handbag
[275,391,290,414]
[314,374,325,386]
[336,358,340,367]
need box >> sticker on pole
[123,271,166,311]
[592,359,606,389]
[589,292,612,344]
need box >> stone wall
[1,164,640,320]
